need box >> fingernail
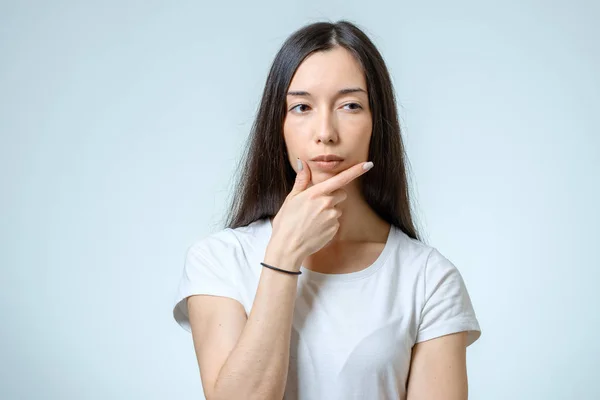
[297,158,303,171]
[363,161,374,171]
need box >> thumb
[290,158,311,195]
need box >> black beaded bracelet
[260,262,302,275]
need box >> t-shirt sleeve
[415,248,481,346]
[172,231,246,333]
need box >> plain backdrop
[1,1,598,399]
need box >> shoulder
[187,218,270,264]
[392,228,438,274]
[395,229,461,272]
[390,228,470,297]
[174,219,269,332]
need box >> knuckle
[322,197,334,209]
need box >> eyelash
[289,103,363,113]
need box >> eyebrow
[286,88,367,97]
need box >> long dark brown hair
[223,20,422,242]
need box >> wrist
[265,240,303,272]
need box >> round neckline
[264,218,397,283]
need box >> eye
[290,104,311,113]
[343,103,363,111]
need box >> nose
[314,110,338,144]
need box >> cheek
[352,135,372,160]
[340,110,371,131]
[341,117,372,145]
[283,116,303,135]
[283,122,302,158]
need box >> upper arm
[406,331,469,400]
[187,294,247,400]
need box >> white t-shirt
[173,218,481,400]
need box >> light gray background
[1,1,598,399]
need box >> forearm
[212,244,301,400]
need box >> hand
[268,158,374,268]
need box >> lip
[310,154,344,162]
[311,160,343,170]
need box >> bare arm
[189,244,301,400]
[405,331,469,400]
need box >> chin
[311,172,336,183]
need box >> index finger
[309,161,374,195]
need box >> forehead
[288,46,367,93]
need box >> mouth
[310,160,343,170]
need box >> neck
[327,181,389,244]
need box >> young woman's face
[283,46,372,185]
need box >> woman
[173,20,481,400]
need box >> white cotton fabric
[173,218,481,400]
